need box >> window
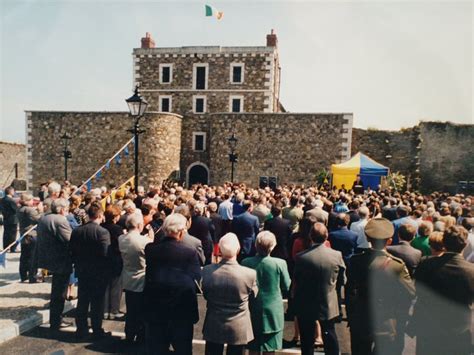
[229,95,244,113]
[159,95,172,112]
[193,95,207,113]
[193,64,208,90]
[159,64,173,84]
[192,132,206,151]
[230,63,244,84]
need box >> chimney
[266,29,278,47]
[141,32,155,49]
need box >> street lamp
[125,85,148,191]
[227,133,238,183]
[61,132,72,181]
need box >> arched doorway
[187,162,209,186]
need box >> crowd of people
[0,180,473,355]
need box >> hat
[365,218,394,240]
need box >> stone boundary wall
[0,142,26,188]
[418,122,474,192]
[352,121,474,192]
[26,111,182,192]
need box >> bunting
[75,137,134,193]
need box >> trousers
[205,341,245,355]
[75,274,107,334]
[145,320,193,355]
[104,275,122,314]
[298,317,339,355]
[3,224,18,252]
[19,239,37,282]
[50,272,70,330]
[125,290,144,341]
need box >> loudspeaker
[259,176,269,189]
[269,176,278,190]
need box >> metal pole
[231,160,234,183]
[64,153,68,181]
[14,163,18,179]
[134,117,140,191]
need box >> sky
[1,0,472,143]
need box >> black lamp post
[61,132,72,181]
[228,133,238,183]
[125,85,149,191]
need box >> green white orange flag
[205,4,224,20]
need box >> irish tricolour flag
[205,4,224,20]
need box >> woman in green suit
[242,231,291,354]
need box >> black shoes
[91,330,112,341]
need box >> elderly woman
[242,231,291,354]
[202,233,258,355]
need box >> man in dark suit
[174,204,206,265]
[264,204,292,261]
[36,198,73,337]
[346,218,415,355]
[70,202,111,340]
[144,213,201,355]
[328,213,358,265]
[0,186,18,252]
[231,200,260,261]
[412,225,474,355]
[294,223,346,355]
[387,223,422,277]
[329,213,358,318]
[188,202,214,265]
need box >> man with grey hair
[43,181,61,213]
[36,197,73,337]
[143,213,201,354]
[118,213,152,344]
[174,204,206,265]
[202,233,258,354]
[189,202,214,265]
[350,206,371,252]
[17,193,43,282]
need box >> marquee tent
[331,152,389,190]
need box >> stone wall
[26,111,182,191]
[351,127,419,181]
[419,122,474,192]
[134,46,278,113]
[0,142,26,188]
[181,113,352,186]
[352,122,474,192]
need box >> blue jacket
[329,227,358,265]
[232,211,260,256]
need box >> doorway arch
[186,162,209,186]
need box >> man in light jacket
[36,198,72,337]
[202,233,258,355]
[118,213,152,343]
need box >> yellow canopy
[331,152,389,189]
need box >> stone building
[0,142,26,189]
[26,31,353,190]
